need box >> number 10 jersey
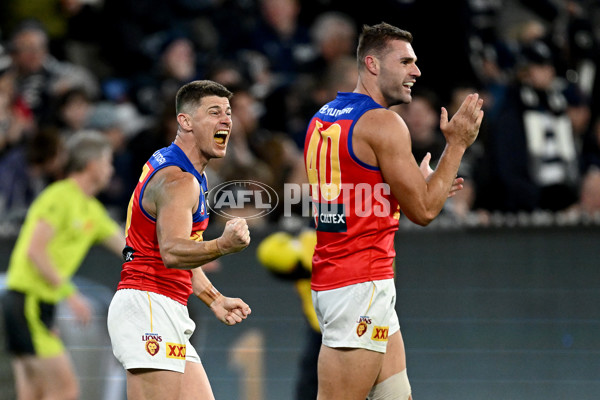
[304,92,400,291]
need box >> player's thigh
[377,330,407,384]
[317,344,383,400]
[126,368,184,400]
[181,361,215,400]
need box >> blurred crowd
[1,0,600,230]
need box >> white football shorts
[107,289,201,373]
[312,279,400,353]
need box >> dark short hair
[357,22,413,69]
[175,80,233,115]
[9,19,48,52]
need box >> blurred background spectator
[0,128,65,224]
[6,19,99,126]
[48,87,92,139]
[0,66,35,154]
[129,32,203,117]
[1,3,600,400]
[0,0,598,226]
[484,40,583,213]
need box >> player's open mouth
[214,130,229,145]
[403,82,414,89]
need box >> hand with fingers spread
[217,217,251,255]
[439,93,484,149]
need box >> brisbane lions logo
[145,338,160,356]
[356,321,368,337]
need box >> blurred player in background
[257,228,318,400]
[2,130,125,400]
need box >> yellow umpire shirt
[6,178,119,303]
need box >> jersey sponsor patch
[371,326,389,341]
[315,202,347,232]
[166,343,186,360]
[152,150,166,165]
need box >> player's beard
[379,71,412,107]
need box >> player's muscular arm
[145,167,248,269]
[357,95,482,225]
[147,168,214,269]
[357,110,450,225]
[142,167,223,269]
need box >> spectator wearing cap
[482,40,581,212]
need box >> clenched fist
[218,218,250,254]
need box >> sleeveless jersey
[304,92,400,291]
[118,143,209,305]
